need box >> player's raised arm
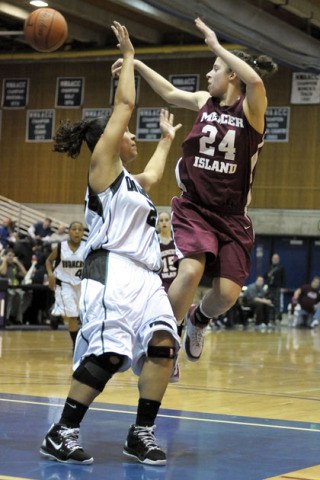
[89,22,135,192]
[112,58,210,111]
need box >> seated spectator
[0,249,29,324]
[43,223,68,250]
[28,217,53,242]
[242,276,274,329]
[292,276,320,328]
[313,302,320,328]
[0,216,16,251]
[13,233,34,270]
[211,300,245,330]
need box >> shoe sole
[39,448,94,464]
[168,364,180,383]
[168,375,180,384]
[123,449,166,466]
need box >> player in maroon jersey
[157,211,177,293]
[113,18,278,362]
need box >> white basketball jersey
[83,169,161,272]
[54,240,86,285]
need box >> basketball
[24,8,68,53]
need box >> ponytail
[230,50,278,93]
[53,116,108,159]
[53,119,88,159]
[253,54,278,78]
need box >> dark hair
[69,221,84,230]
[229,50,278,93]
[53,116,108,159]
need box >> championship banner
[169,74,199,92]
[265,107,290,142]
[55,77,85,108]
[2,78,29,108]
[290,72,320,104]
[26,109,55,142]
[136,107,161,141]
[82,108,112,121]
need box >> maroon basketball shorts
[171,195,254,287]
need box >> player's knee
[73,353,124,392]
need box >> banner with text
[290,72,320,104]
[136,108,161,141]
[82,108,112,121]
[169,74,199,92]
[265,107,290,142]
[55,77,85,108]
[2,78,29,108]
[26,109,55,142]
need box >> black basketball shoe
[123,425,166,466]
[40,423,93,464]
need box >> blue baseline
[0,393,319,480]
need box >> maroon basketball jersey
[159,238,177,292]
[176,96,265,214]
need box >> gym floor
[1,324,320,480]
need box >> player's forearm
[144,137,174,184]
[134,60,175,103]
[214,44,262,86]
[115,53,135,108]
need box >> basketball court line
[0,476,35,480]
[1,395,319,433]
[264,464,320,479]
[1,393,320,480]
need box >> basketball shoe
[169,360,180,383]
[183,304,207,361]
[123,425,166,465]
[40,423,93,464]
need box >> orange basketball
[24,8,68,53]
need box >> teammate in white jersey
[40,22,181,467]
[46,221,85,350]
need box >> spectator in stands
[0,216,16,251]
[28,218,53,242]
[43,224,69,250]
[23,254,54,325]
[13,233,33,270]
[213,298,247,330]
[0,248,28,324]
[313,302,320,328]
[265,253,286,322]
[292,276,320,328]
[242,276,274,329]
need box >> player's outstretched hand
[159,108,182,141]
[111,21,134,57]
[195,17,220,51]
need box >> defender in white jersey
[46,221,85,349]
[40,22,181,467]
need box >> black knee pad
[147,345,176,359]
[73,353,125,392]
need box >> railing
[0,195,69,236]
